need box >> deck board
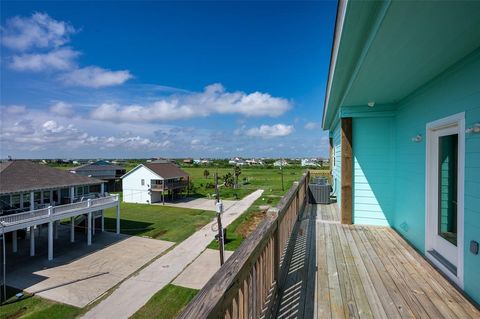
[273,203,480,319]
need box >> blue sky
[0,1,336,159]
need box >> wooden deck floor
[274,204,480,319]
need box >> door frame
[425,112,465,288]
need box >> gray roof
[144,163,189,179]
[0,161,104,195]
[71,160,125,172]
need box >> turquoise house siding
[352,117,395,226]
[393,51,480,301]
[332,121,342,206]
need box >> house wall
[394,51,480,302]
[352,117,395,226]
[332,121,342,206]
[122,166,159,204]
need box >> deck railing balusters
[178,172,309,319]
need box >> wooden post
[329,137,333,177]
[341,117,353,224]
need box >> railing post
[267,208,280,283]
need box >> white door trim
[425,112,465,288]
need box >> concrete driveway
[5,226,173,307]
[173,248,234,289]
[154,197,237,211]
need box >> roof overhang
[322,0,480,130]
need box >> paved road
[83,190,263,319]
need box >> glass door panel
[438,134,458,246]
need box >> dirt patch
[237,211,266,238]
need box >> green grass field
[103,202,215,243]
[184,166,304,200]
[1,286,80,319]
[131,284,198,319]
[206,167,306,250]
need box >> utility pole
[214,173,225,265]
[281,158,285,191]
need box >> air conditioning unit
[308,182,331,204]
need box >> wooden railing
[150,180,189,191]
[178,171,309,319]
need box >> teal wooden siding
[394,51,480,302]
[353,117,395,226]
[332,121,342,206]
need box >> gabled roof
[72,160,125,172]
[322,0,480,129]
[122,163,189,180]
[0,160,104,195]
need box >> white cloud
[49,101,74,116]
[0,116,163,151]
[90,83,291,121]
[2,13,132,87]
[1,12,76,51]
[304,122,320,130]
[244,124,294,138]
[1,105,27,114]
[60,66,133,88]
[10,47,79,71]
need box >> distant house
[70,160,125,192]
[193,159,211,165]
[122,162,190,204]
[301,159,320,167]
[229,157,246,166]
[273,159,289,167]
[246,159,264,165]
[183,158,193,164]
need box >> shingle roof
[0,160,104,194]
[144,163,189,179]
[72,161,125,172]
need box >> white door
[426,113,464,287]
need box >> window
[141,179,145,186]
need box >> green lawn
[1,286,80,319]
[131,284,198,319]
[184,166,304,200]
[206,167,305,250]
[103,202,215,243]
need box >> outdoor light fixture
[367,101,375,108]
[411,134,423,143]
[466,123,480,134]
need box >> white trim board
[425,112,465,288]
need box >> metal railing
[0,207,50,225]
[178,172,309,319]
[0,195,118,227]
